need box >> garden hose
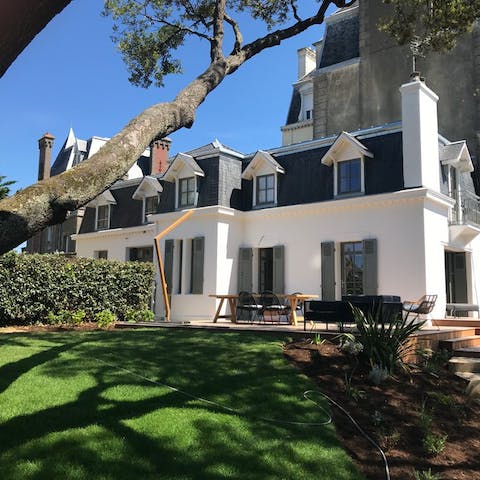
[97,359,390,480]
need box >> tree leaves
[379,0,480,56]
[102,0,308,87]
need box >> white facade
[149,187,462,322]
[74,77,480,323]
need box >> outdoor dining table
[208,293,319,326]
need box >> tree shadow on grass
[0,329,364,479]
[0,333,83,394]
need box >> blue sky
[0,0,329,194]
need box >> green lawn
[0,329,364,480]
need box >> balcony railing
[450,190,480,227]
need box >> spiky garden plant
[350,304,425,373]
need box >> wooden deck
[116,317,479,343]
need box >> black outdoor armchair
[260,291,290,323]
[236,291,262,323]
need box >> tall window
[96,205,110,230]
[256,174,275,205]
[337,159,361,195]
[144,195,158,222]
[341,241,364,295]
[179,177,196,207]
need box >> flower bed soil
[284,339,480,480]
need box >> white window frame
[95,204,111,231]
[255,173,276,206]
[334,157,365,197]
[143,195,159,223]
[253,172,278,207]
[176,176,197,209]
[94,250,108,259]
[299,84,313,123]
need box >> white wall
[148,188,453,323]
[75,226,155,261]
[152,207,242,322]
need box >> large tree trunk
[0,0,72,78]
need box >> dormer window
[87,189,117,231]
[132,175,163,223]
[179,177,196,207]
[144,195,159,222]
[337,158,361,195]
[257,174,275,205]
[96,204,110,230]
[242,150,285,208]
[163,153,205,210]
[321,132,373,198]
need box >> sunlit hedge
[0,252,155,325]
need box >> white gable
[132,176,163,200]
[87,189,117,207]
[163,153,205,182]
[242,150,285,180]
[321,131,373,166]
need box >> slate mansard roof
[78,125,415,234]
[318,5,359,69]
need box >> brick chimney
[150,137,171,175]
[38,132,55,180]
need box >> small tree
[0,176,16,200]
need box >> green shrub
[124,307,155,323]
[422,433,447,456]
[350,304,425,373]
[95,309,117,329]
[0,252,154,325]
[413,468,442,480]
[46,309,86,326]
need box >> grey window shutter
[321,241,335,300]
[273,245,285,294]
[362,238,377,295]
[238,247,253,292]
[164,239,174,294]
[191,236,205,294]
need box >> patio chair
[260,291,290,323]
[236,291,263,323]
[402,294,437,322]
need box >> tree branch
[210,0,226,62]
[0,0,72,78]
[289,0,302,23]
[224,12,243,54]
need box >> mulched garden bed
[284,339,480,480]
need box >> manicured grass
[0,329,364,479]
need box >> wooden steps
[429,322,480,376]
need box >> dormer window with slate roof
[321,132,373,198]
[164,153,205,209]
[242,151,285,208]
[87,190,117,231]
[132,176,163,223]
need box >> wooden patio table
[209,293,319,325]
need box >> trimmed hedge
[0,252,155,325]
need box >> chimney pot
[38,132,55,180]
[150,137,171,175]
